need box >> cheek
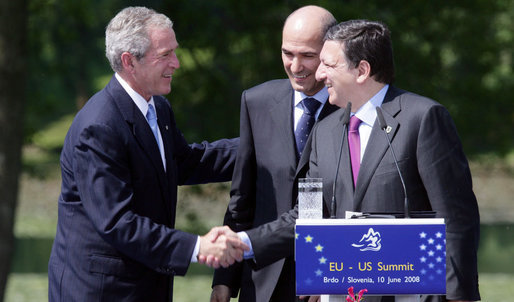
[306,60,321,72]
[282,56,293,69]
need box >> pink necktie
[348,116,362,187]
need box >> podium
[295,218,446,300]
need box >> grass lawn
[5,272,514,301]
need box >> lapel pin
[386,126,392,133]
[165,125,169,130]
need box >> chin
[329,98,343,108]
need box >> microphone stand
[330,102,351,218]
[376,106,410,218]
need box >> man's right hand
[198,226,249,268]
[210,284,231,302]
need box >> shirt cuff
[190,236,200,263]
[237,231,254,259]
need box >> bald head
[281,6,336,96]
[283,5,336,39]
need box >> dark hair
[325,20,394,84]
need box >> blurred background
[0,0,513,301]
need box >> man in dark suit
[241,20,480,302]
[48,7,247,302]
[211,6,338,302]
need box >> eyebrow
[281,48,318,56]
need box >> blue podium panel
[295,219,446,296]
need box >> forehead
[282,24,323,51]
[320,41,344,61]
[148,27,178,51]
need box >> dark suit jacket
[212,79,338,301]
[48,76,238,302]
[246,86,480,301]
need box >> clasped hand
[198,226,249,269]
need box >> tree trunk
[0,0,27,300]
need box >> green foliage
[25,0,122,139]
[26,0,514,155]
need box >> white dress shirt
[352,84,389,161]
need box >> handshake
[197,226,250,269]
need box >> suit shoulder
[243,79,291,100]
[76,90,115,120]
[70,85,127,136]
[391,88,454,124]
[315,106,345,130]
[154,95,171,108]
[395,88,442,110]
[246,79,290,92]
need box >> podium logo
[351,228,382,251]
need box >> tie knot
[146,104,157,122]
[349,115,361,131]
[302,98,321,115]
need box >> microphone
[375,107,410,218]
[330,102,352,218]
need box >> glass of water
[298,178,323,219]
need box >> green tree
[26,0,124,138]
[24,0,514,155]
[0,0,27,300]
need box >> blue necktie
[295,97,321,156]
[146,104,160,150]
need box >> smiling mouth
[294,74,309,79]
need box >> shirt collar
[115,73,155,116]
[294,87,329,108]
[354,84,389,127]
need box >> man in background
[242,20,480,302]
[211,5,337,302]
[48,7,247,302]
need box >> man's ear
[356,60,371,84]
[120,52,135,72]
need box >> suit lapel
[154,98,174,173]
[353,86,402,210]
[269,83,297,166]
[108,76,172,218]
[107,77,166,175]
[131,106,166,176]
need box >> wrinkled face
[316,40,358,108]
[132,27,180,100]
[281,25,325,96]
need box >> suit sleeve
[245,205,298,269]
[212,91,255,296]
[417,105,480,300]
[159,100,238,185]
[74,124,197,276]
[242,124,321,270]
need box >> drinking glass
[298,178,323,219]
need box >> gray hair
[105,6,173,72]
